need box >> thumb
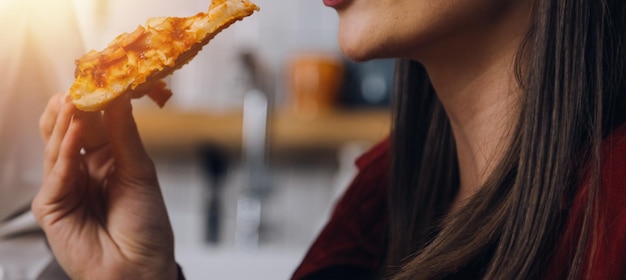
[102,94,151,169]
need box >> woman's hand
[33,93,177,280]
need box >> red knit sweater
[292,123,626,279]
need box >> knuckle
[30,195,45,223]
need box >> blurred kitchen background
[53,0,393,278]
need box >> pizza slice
[70,0,259,111]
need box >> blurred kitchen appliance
[287,52,344,118]
[339,59,395,108]
[198,145,228,244]
[236,51,273,249]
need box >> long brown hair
[386,0,626,279]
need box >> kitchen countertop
[134,108,391,153]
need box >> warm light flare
[0,0,87,92]
[0,0,76,24]
[0,0,111,52]
[0,0,82,49]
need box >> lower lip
[323,0,345,8]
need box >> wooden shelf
[134,108,391,152]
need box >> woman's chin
[337,23,401,62]
[338,34,379,62]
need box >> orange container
[287,53,344,118]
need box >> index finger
[75,110,108,153]
[102,94,152,168]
